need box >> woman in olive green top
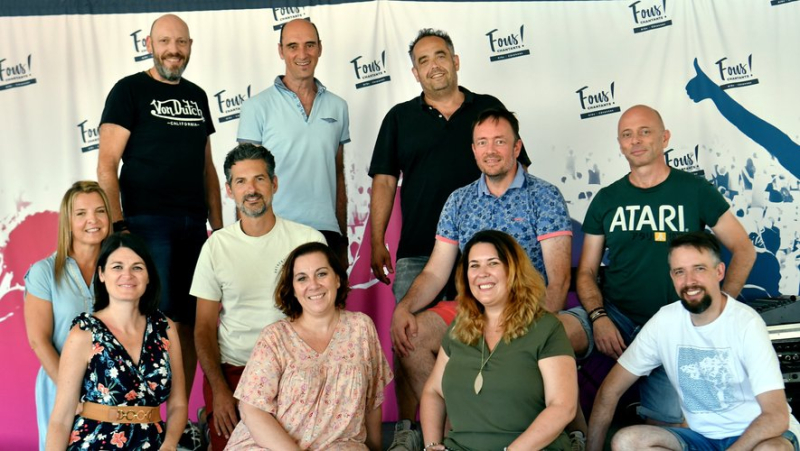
[420,230,577,451]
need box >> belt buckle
[115,407,151,422]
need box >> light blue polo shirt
[237,76,350,233]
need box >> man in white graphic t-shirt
[587,231,800,451]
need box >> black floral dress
[67,312,172,450]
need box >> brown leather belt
[80,402,162,424]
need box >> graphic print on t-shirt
[150,98,205,126]
[678,346,743,413]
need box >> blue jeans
[126,215,207,324]
[605,301,684,424]
[665,426,799,451]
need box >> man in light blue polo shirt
[237,18,349,262]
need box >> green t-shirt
[582,169,730,325]
[441,313,574,451]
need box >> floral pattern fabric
[225,310,393,450]
[67,312,172,450]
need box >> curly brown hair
[451,230,546,346]
[274,242,350,320]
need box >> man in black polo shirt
[368,28,531,449]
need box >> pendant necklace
[474,336,499,395]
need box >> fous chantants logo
[0,54,37,92]
[575,82,620,119]
[351,50,391,89]
[214,85,252,123]
[665,145,703,176]
[77,118,100,153]
[486,25,530,62]
[713,54,759,90]
[628,0,672,34]
[130,29,153,62]
[272,7,307,31]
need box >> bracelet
[424,443,441,451]
[589,307,607,322]
[112,220,128,233]
[590,312,608,323]
[587,306,604,317]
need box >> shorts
[665,426,799,451]
[126,214,207,325]
[392,256,447,303]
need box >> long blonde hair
[54,181,112,281]
[451,230,547,346]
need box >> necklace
[474,336,499,395]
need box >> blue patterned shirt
[435,164,572,277]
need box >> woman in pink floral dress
[225,242,392,450]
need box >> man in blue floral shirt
[390,108,590,433]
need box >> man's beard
[237,194,268,218]
[680,290,713,315]
[154,52,189,82]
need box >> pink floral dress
[67,312,172,450]
[225,310,392,450]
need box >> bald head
[146,14,192,83]
[618,105,665,135]
[150,14,190,39]
[617,104,671,170]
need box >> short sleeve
[368,106,401,178]
[533,182,572,239]
[189,240,222,302]
[233,325,284,415]
[441,324,456,357]
[100,78,136,131]
[236,97,263,144]
[740,316,785,396]
[537,314,575,360]
[618,315,663,377]
[435,191,461,241]
[339,101,351,145]
[199,90,216,137]
[581,189,608,236]
[24,257,55,302]
[697,176,731,228]
[363,315,393,410]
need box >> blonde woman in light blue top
[23,181,111,450]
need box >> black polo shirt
[369,86,531,259]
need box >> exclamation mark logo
[381,50,386,72]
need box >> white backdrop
[2,0,799,447]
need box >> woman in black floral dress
[47,233,187,450]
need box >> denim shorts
[392,256,446,304]
[665,426,799,451]
[126,214,208,324]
